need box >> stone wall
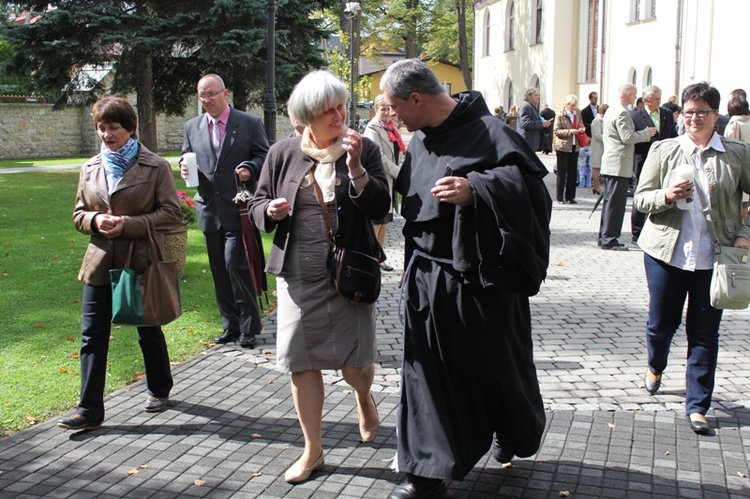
[1,102,293,160]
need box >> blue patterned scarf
[101,138,139,194]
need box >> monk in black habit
[381,59,551,499]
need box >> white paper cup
[183,152,199,187]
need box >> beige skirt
[275,185,376,372]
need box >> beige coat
[553,108,583,153]
[590,116,604,169]
[363,118,402,212]
[600,101,652,177]
[73,146,182,286]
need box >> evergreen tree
[1,0,335,150]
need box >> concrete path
[1,153,749,498]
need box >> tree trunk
[231,64,248,111]
[134,44,157,152]
[456,0,472,90]
[404,0,418,58]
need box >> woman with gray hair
[249,70,390,484]
[553,94,586,203]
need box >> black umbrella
[588,190,604,219]
[233,184,268,307]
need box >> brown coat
[73,145,182,286]
[553,108,584,153]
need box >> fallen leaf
[135,372,146,380]
[608,423,616,429]
[251,433,261,439]
[69,353,79,359]
[53,254,59,259]
[554,262,566,267]
[343,389,353,394]
[139,465,148,469]
[501,462,512,468]
[67,336,75,342]
[252,472,262,477]
[265,352,273,357]
[33,322,45,328]
[73,299,80,303]
[194,479,206,486]
[737,471,748,478]
[127,469,139,475]
[664,451,670,456]
[559,492,570,497]
[1,269,7,276]
[267,379,273,384]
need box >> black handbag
[312,174,382,304]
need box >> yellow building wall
[363,62,468,103]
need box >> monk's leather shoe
[491,432,514,463]
[214,330,240,344]
[144,396,168,413]
[687,415,712,435]
[57,414,102,431]
[389,475,453,499]
[239,334,256,349]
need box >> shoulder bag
[311,174,382,304]
[694,179,750,309]
[110,222,182,325]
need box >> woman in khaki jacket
[635,82,750,435]
[553,94,586,204]
[58,95,182,432]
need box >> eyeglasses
[683,109,716,118]
[198,90,224,101]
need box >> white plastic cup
[675,163,694,210]
[183,152,199,187]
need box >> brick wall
[1,103,294,160]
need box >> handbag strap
[310,168,336,250]
[688,153,723,255]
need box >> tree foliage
[1,0,336,149]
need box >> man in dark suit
[581,92,598,137]
[180,74,270,348]
[517,87,552,151]
[630,85,677,243]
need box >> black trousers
[204,230,261,337]
[555,149,579,202]
[78,284,173,422]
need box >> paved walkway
[1,154,749,498]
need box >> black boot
[491,432,514,464]
[389,474,452,498]
[214,330,240,344]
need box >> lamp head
[344,1,361,15]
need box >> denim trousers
[78,284,173,422]
[643,254,722,416]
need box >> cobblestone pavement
[1,154,749,498]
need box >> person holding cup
[634,82,750,435]
[180,74,270,348]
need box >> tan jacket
[73,145,182,286]
[600,102,652,177]
[553,108,583,153]
[634,137,750,263]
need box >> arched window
[483,10,491,57]
[531,75,540,94]
[504,78,514,111]
[644,67,653,87]
[506,1,516,52]
[629,68,637,86]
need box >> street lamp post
[264,0,277,144]
[344,1,361,131]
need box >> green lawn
[0,150,182,169]
[0,170,275,436]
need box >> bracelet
[348,169,368,180]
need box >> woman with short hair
[249,71,391,484]
[553,94,586,204]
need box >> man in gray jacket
[598,83,655,250]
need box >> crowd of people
[57,60,750,498]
